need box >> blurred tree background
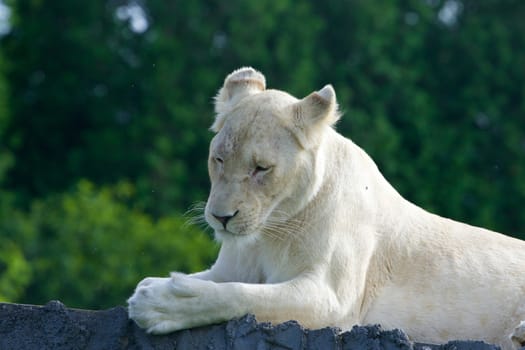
[0,0,524,309]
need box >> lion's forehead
[227,90,296,132]
[214,113,290,157]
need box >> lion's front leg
[127,273,342,334]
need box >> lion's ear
[290,85,340,148]
[212,67,266,132]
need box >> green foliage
[0,238,31,302]
[2,1,153,202]
[0,47,12,186]
[0,190,32,302]
[0,180,217,308]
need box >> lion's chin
[214,228,260,244]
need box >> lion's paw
[127,274,218,333]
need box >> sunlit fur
[128,68,525,349]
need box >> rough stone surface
[0,301,501,350]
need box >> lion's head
[204,67,340,241]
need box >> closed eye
[252,165,272,177]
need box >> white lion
[128,67,525,349]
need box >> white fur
[128,67,525,349]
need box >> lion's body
[129,68,525,349]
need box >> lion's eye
[253,165,271,177]
[214,157,224,164]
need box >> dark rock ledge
[0,300,500,350]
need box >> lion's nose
[213,210,239,229]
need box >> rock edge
[0,301,500,350]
